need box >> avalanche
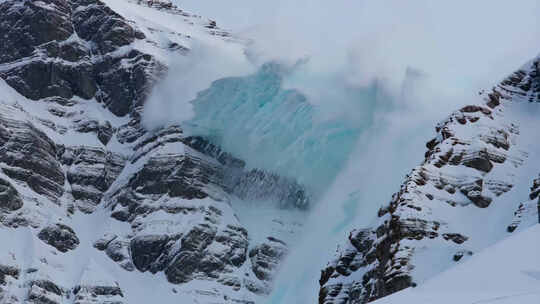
[1,1,540,304]
[185,62,364,196]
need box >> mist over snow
[177,0,540,90]
[150,0,540,139]
[142,1,540,303]
[142,41,254,131]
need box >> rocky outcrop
[163,222,249,284]
[0,256,127,304]
[100,127,255,290]
[89,120,306,298]
[249,237,288,283]
[27,279,65,304]
[38,223,80,252]
[73,284,125,304]
[74,120,115,145]
[530,175,540,201]
[0,264,19,286]
[0,263,20,303]
[319,57,540,304]
[94,234,135,271]
[184,136,311,209]
[507,174,540,233]
[0,0,73,64]
[62,146,126,212]
[0,0,279,303]
[130,234,170,272]
[231,169,309,210]
[0,111,65,203]
[0,0,160,117]
[0,178,23,211]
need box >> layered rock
[62,146,126,213]
[0,178,23,212]
[73,283,125,304]
[0,1,289,303]
[38,223,80,252]
[0,0,159,117]
[0,1,301,303]
[231,169,309,210]
[96,125,294,299]
[0,109,65,203]
[319,57,540,303]
[249,237,288,285]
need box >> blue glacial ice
[185,62,378,195]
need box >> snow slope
[374,224,540,304]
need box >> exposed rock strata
[319,57,540,304]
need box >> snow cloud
[178,0,540,106]
[150,0,540,134]
[141,40,254,131]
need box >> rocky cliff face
[0,1,305,303]
[319,57,540,304]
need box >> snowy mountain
[0,1,304,303]
[0,1,539,304]
[319,56,540,303]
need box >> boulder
[38,224,80,252]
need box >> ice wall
[185,62,369,195]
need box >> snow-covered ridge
[319,55,540,303]
[122,0,223,34]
